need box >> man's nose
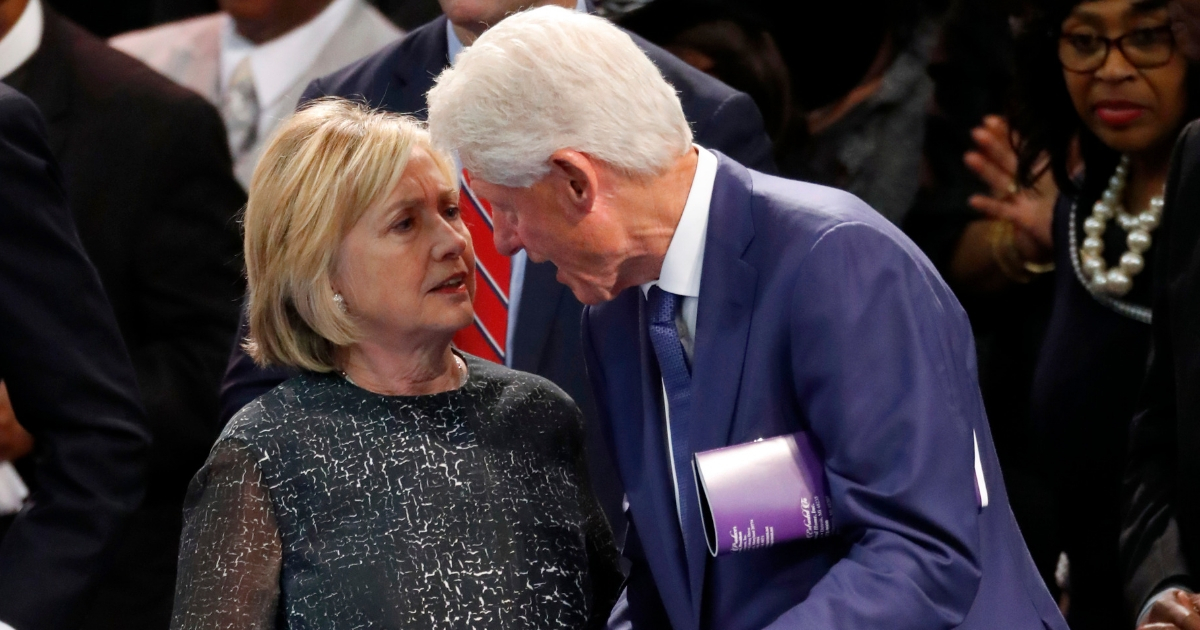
[492,210,523,256]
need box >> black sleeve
[132,92,246,494]
[696,92,777,174]
[171,440,281,630]
[1120,120,1200,620]
[0,86,149,630]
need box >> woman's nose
[1096,45,1138,81]
[432,215,469,261]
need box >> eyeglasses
[1058,25,1176,73]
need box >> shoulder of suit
[1179,119,1200,159]
[44,16,223,132]
[307,15,442,101]
[108,12,223,59]
[739,166,909,249]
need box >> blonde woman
[170,99,621,629]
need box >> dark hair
[617,0,792,138]
[1010,0,1200,201]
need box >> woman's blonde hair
[242,98,457,372]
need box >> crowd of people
[0,0,1198,629]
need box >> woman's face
[332,147,476,348]
[1061,0,1189,155]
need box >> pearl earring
[333,293,347,312]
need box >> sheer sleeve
[171,439,282,630]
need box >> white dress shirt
[445,0,587,365]
[0,0,42,80]
[219,0,356,135]
[638,145,718,518]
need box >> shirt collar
[220,0,356,109]
[640,145,717,299]
[446,0,588,66]
[0,0,42,80]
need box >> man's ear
[548,149,598,218]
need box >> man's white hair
[426,6,693,187]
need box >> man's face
[438,0,572,36]
[1171,0,1200,60]
[471,175,628,305]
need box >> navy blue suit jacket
[583,153,1068,630]
[218,14,775,529]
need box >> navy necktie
[646,285,696,542]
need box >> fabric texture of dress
[172,353,622,629]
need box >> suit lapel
[6,10,72,156]
[510,260,565,372]
[383,16,450,120]
[682,153,758,613]
[594,289,696,630]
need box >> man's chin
[565,282,617,306]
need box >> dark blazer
[585,153,1067,630]
[218,13,776,529]
[0,84,149,630]
[1120,119,1200,619]
[3,9,246,629]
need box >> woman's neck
[337,339,462,396]
[1125,147,1172,213]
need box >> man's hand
[1139,588,1200,630]
[0,381,33,461]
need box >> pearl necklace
[1078,155,1163,297]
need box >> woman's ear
[548,149,598,217]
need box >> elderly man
[1121,2,1200,629]
[218,0,775,535]
[426,7,1067,630]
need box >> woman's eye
[1068,33,1102,53]
[445,205,461,220]
[1128,27,1169,48]
[392,218,414,232]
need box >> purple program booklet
[692,432,834,557]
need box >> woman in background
[170,98,621,629]
[967,0,1198,626]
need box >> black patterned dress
[171,354,622,629]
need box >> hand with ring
[963,115,1057,259]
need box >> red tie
[453,169,509,363]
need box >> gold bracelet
[989,220,1033,284]
[1003,223,1055,275]
[1023,260,1055,274]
